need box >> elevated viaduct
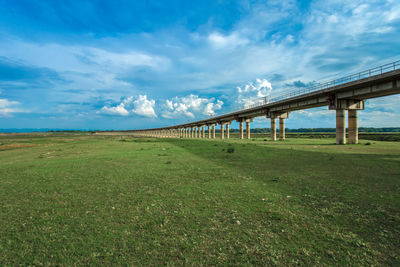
[132,60,400,144]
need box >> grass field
[1,133,399,265]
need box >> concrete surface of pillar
[208,126,211,139]
[226,124,230,139]
[239,121,244,139]
[336,109,346,144]
[202,127,205,138]
[279,118,285,141]
[220,123,224,139]
[212,125,216,139]
[246,121,251,139]
[271,119,276,141]
[348,109,358,144]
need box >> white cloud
[99,98,130,116]
[99,95,156,118]
[132,95,157,118]
[208,32,249,49]
[0,98,24,117]
[237,78,273,108]
[162,94,223,119]
[82,47,170,70]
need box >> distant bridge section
[133,60,400,144]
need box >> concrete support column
[220,123,224,139]
[279,118,285,141]
[197,127,200,138]
[336,109,346,144]
[202,127,205,138]
[246,121,251,139]
[226,124,230,139]
[212,125,216,139]
[239,121,244,139]
[348,110,358,144]
[208,126,211,139]
[271,119,276,141]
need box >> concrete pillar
[197,127,200,138]
[271,119,276,141]
[336,109,346,144]
[221,123,224,139]
[202,127,205,138]
[246,121,250,139]
[348,110,358,144]
[208,126,211,139]
[239,121,244,139]
[279,118,285,141]
[212,125,216,139]
[226,124,230,139]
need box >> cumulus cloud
[237,78,273,108]
[99,97,131,116]
[99,95,157,118]
[0,98,24,117]
[132,95,157,118]
[162,94,223,119]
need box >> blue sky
[0,0,400,130]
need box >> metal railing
[240,60,400,110]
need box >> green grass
[0,134,399,265]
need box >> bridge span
[132,60,400,144]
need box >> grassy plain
[0,133,399,265]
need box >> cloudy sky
[0,0,399,130]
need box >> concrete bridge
[132,60,400,144]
